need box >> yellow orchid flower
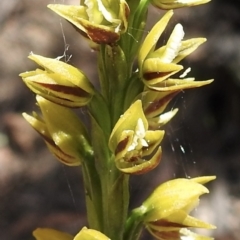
[20,54,94,108]
[109,100,164,174]
[23,95,92,166]
[138,10,213,91]
[141,176,216,239]
[48,0,129,45]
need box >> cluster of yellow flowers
[20,0,216,239]
[33,177,216,240]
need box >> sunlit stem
[124,207,145,240]
[100,158,130,240]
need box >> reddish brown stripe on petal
[143,71,172,81]
[53,150,76,164]
[144,91,179,115]
[86,26,120,44]
[124,2,130,20]
[40,133,75,161]
[35,82,90,97]
[69,20,119,44]
[151,229,180,239]
[40,134,66,155]
[115,136,130,155]
[152,219,186,228]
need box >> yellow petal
[74,227,110,240]
[142,59,183,86]
[191,176,216,184]
[138,10,173,68]
[143,178,210,222]
[48,4,121,44]
[109,100,148,152]
[28,54,94,94]
[149,78,214,91]
[36,96,91,165]
[33,228,73,240]
[116,147,162,174]
[152,0,211,10]
[173,38,207,63]
[22,111,81,166]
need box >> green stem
[87,91,130,239]
[98,45,109,102]
[88,91,111,138]
[120,0,150,65]
[84,2,152,237]
[100,161,130,240]
[81,159,103,231]
[82,150,130,240]
[124,207,146,240]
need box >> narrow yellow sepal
[138,10,173,69]
[33,228,73,240]
[20,54,94,108]
[140,177,216,238]
[149,78,214,91]
[151,0,211,10]
[74,227,110,240]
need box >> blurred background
[0,0,240,239]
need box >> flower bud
[48,0,129,45]
[23,96,91,166]
[20,54,94,108]
[140,176,216,239]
